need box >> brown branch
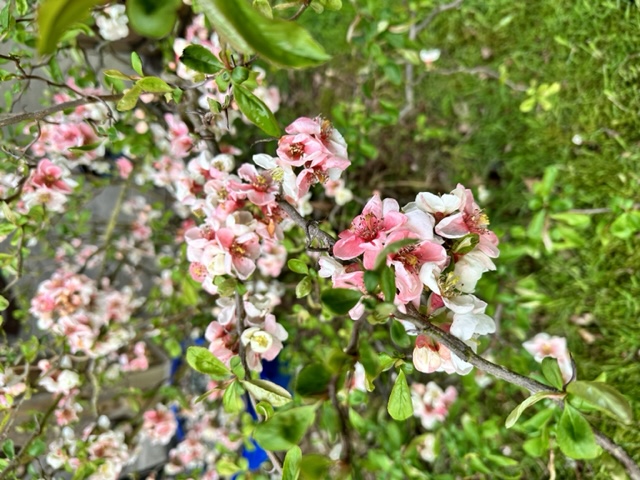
[414,0,464,35]
[288,0,311,21]
[0,94,123,129]
[396,308,640,480]
[0,394,63,479]
[277,199,336,251]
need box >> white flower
[241,327,274,354]
[95,5,129,42]
[419,48,441,64]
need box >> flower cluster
[20,158,77,213]
[30,268,142,357]
[411,381,458,430]
[205,282,287,372]
[322,184,499,375]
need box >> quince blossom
[411,381,458,430]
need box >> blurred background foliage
[272,0,640,477]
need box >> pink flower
[435,184,499,258]
[412,334,474,375]
[29,159,75,193]
[229,164,278,206]
[205,321,237,365]
[411,381,458,430]
[142,405,178,445]
[523,333,573,382]
[333,194,407,268]
[115,157,133,179]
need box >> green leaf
[556,404,601,459]
[103,69,136,81]
[519,96,537,113]
[216,458,242,475]
[185,346,232,379]
[231,66,251,84]
[0,295,9,312]
[300,454,333,480]
[295,363,332,397]
[131,52,143,76]
[541,357,565,390]
[2,439,14,459]
[387,370,413,421]
[126,0,181,39]
[380,265,396,303]
[253,0,272,18]
[233,83,281,136]
[196,0,330,68]
[321,288,362,315]
[363,270,379,293]
[505,391,559,428]
[287,259,309,275]
[282,446,302,480]
[253,405,317,451]
[526,210,547,239]
[136,77,174,93]
[180,44,225,73]
[241,379,292,407]
[566,381,633,425]
[116,85,143,111]
[610,212,640,239]
[390,320,411,349]
[37,0,105,54]
[223,380,245,414]
[295,276,312,298]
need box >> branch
[414,0,464,35]
[274,198,640,477]
[427,66,528,92]
[288,0,311,21]
[277,199,336,251]
[397,308,640,480]
[0,94,123,129]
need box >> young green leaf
[321,288,362,315]
[566,381,633,425]
[180,44,225,73]
[131,52,143,76]
[295,276,312,298]
[282,446,302,480]
[541,356,565,390]
[232,83,281,136]
[117,85,143,111]
[505,390,559,428]
[196,0,330,68]
[0,295,9,312]
[287,259,308,275]
[37,0,105,54]
[390,319,411,349]
[253,405,317,451]
[185,346,232,379]
[387,370,413,421]
[556,404,601,459]
[241,378,292,407]
[136,77,174,93]
[103,69,136,81]
[222,380,245,414]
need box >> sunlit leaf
[196,0,330,68]
[233,83,281,136]
[37,0,105,54]
[566,381,633,425]
[387,370,412,421]
[505,391,559,428]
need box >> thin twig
[427,66,528,92]
[0,394,63,480]
[288,0,311,21]
[0,94,123,129]
[328,374,352,466]
[414,0,464,35]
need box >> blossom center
[464,208,490,234]
[289,142,305,159]
[352,213,381,242]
